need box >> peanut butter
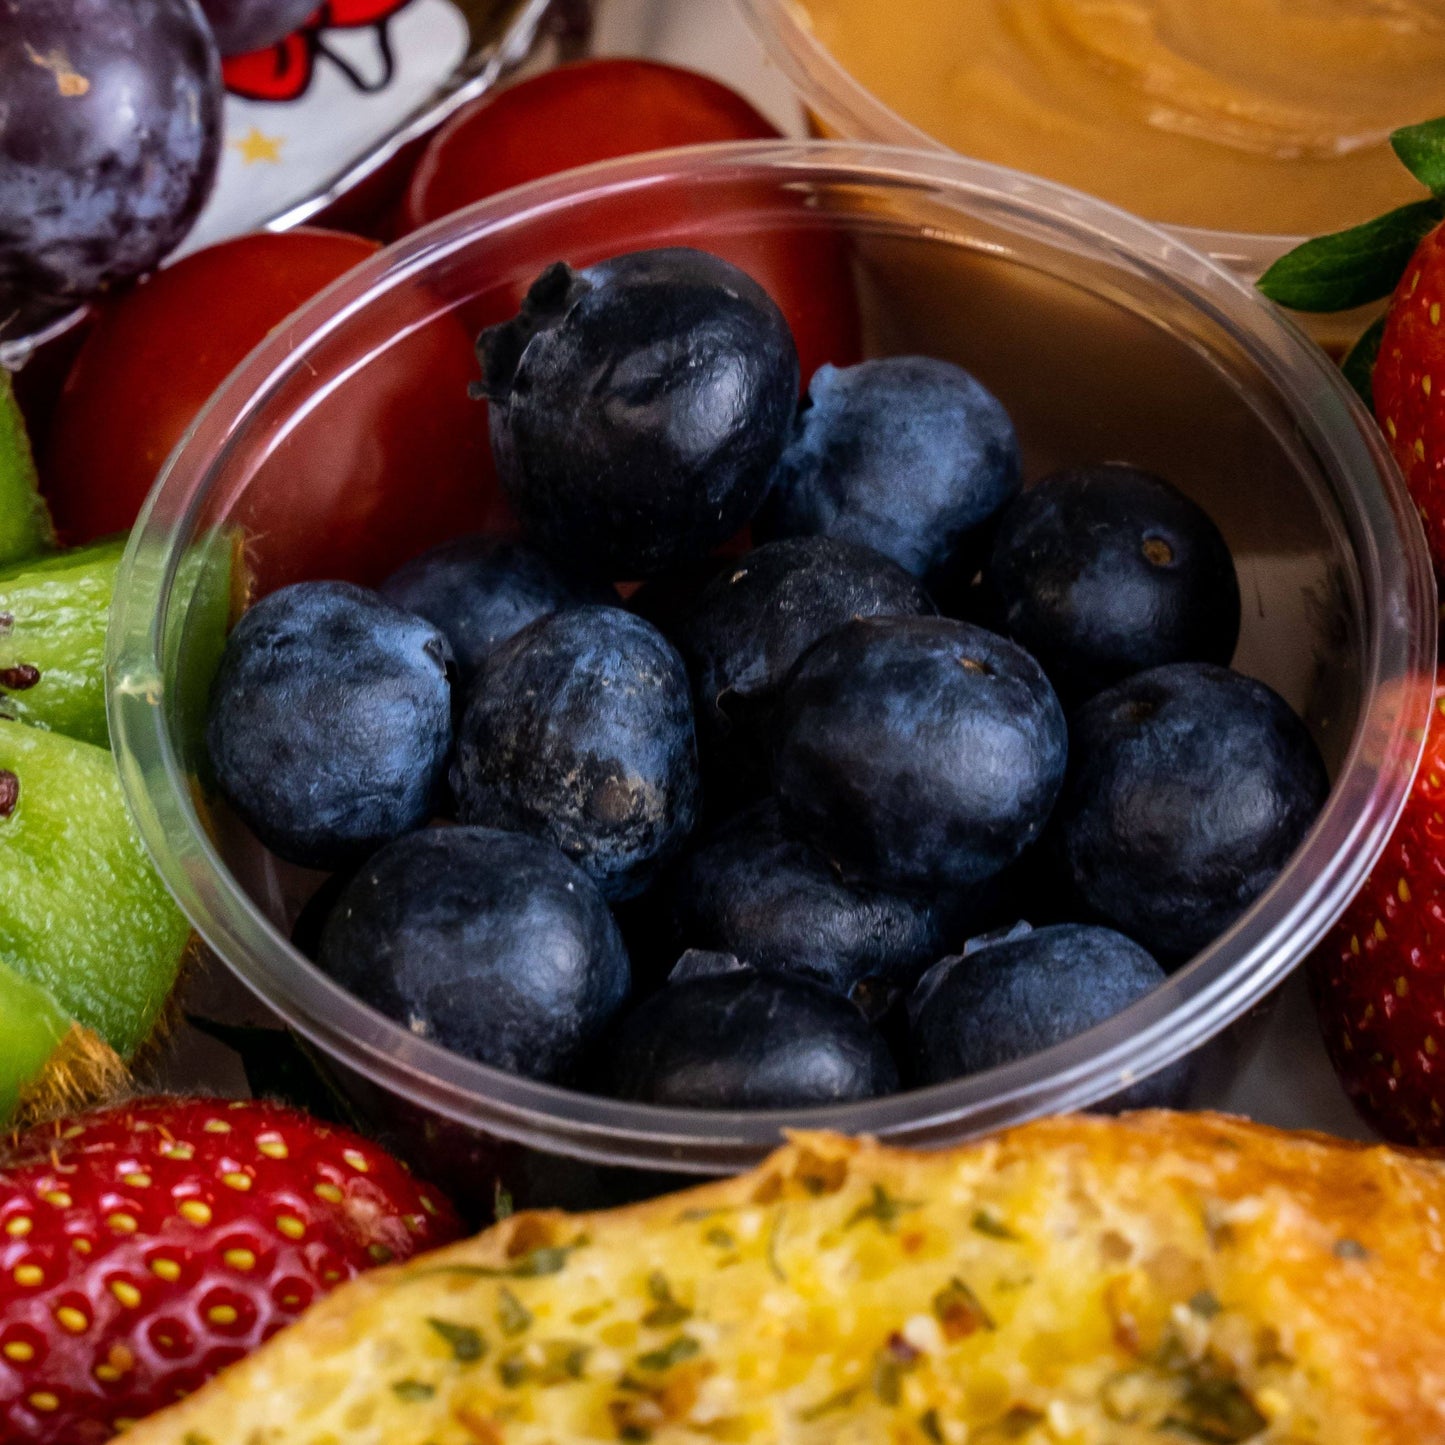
[796,0,1445,235]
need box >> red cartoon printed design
[223,0,412,103]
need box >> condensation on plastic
[108,142,1434,1200]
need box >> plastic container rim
[107,138,1436,1174]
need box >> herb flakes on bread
[121,1112,1445,1444]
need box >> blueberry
[668,948,751,983]
[909,923,1166,1085]
[663,800,959,998]
[774,617,1067,890]
[624,556,735,637]
[477,248,800,578]
[677,536,933,752]
[317,828,629,1082]
[978,465,1241,705]
[606,966,899,1108]
[199,0,320,57]
[380,534,612,686]
[205,581,453,871]
[1052,662,1330,960]
[450,606,701,899]
[291,869,355,961]
[757,357,1021,578]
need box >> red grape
[199,0,319,56]
[0,0,223,346]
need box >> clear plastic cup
[733,0,1382,352]
[108,141,1435,1212]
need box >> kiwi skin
[8,1022,131,1133]
[0,961,132,1134]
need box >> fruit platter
[6,1,1445,1440]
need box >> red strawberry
[1309,672,1445,1145]
[1373,222,1445,570]
[0,1097,462,1444]
[1257,117,1445,573]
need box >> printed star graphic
[232,128,285,165]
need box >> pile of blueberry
[205,247,1329,1111]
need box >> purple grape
[0,0,223,345]
[199,0,319,57]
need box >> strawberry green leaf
[1257,200,1445,312]
[1392,118,1445,198]
[1342,315,1386,411]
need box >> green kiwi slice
[0,537,125,747]
[0,373,55,570]
[0,721,190,1057]
[1,532,238,749]
[0,960,71,1123]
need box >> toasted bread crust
[123,1112,1445,1444]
